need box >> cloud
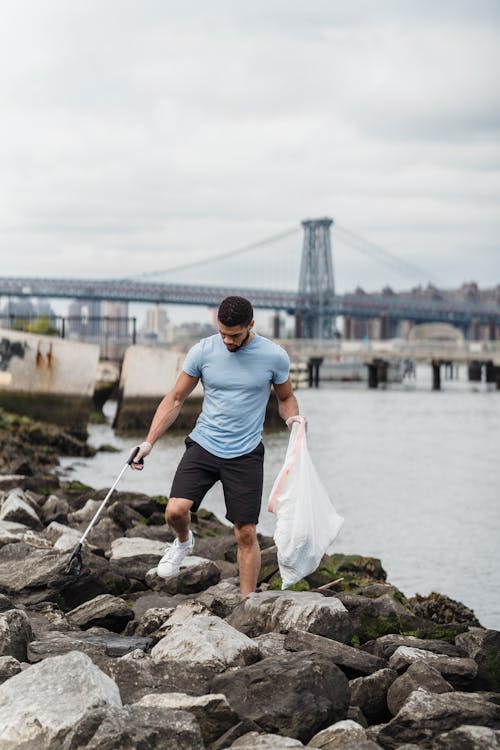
[0,0,499,297]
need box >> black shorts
[170,437,264,525]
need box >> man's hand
[129,441,152,470]
[285,415,307,430]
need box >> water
[59,367,500,629]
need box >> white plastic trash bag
[268,418,344,589]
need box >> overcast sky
[1,0,499,311]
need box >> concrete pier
[0,328,99,435]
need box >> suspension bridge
[0,218,498,337]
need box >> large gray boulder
[108,536,166,580]
[210,651,349,743]
[227,591,353,643]
[349,668,398,724]
[196,577,242,618]
[371,633,460,660]
[0,650,121,749]
[0,541,130,610]
[151,611,261,670]
[67,593,134,632]
[55,704,204,750]
[0,609,33,661]
[336,592,418,643]
[377,688,500,749]
[285,629,388,676]
[134,692,239,746]
[387,661,454,716]
[388,645,478,688]
[145,555,222,594]
[107,647,221,702]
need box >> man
[130,295,302,597]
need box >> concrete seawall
[113,344,283,434]
[0,329,100,436]
[113,346,204,434]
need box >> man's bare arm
[130,371,199,468]
[273,378,300,425]
[146,371,200,445]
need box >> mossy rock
[268,575,311,592]
[409,591,481,627]
[305,553,387,590]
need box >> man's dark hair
[218,296,253,327]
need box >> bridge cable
[128,225,301,280]
[334,224,445,287]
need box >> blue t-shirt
[182,333,290,458]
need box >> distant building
[141,304,173,344]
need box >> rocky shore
[0,409,499,749]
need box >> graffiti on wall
[0,338,27,372]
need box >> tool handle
[127,446,143,465]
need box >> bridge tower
[298,217,336,338]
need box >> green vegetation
[12,316,58,336]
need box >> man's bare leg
[234,522,261,598]
[165,497,193,543]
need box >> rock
[27,631,114,669]
[285,629,388,677]
[305,553,387,589]
[210,651,349,743]
[0,655,21,684]
[0,651,121,749]
[372,633,460,660]
[41,494,69,525]
[229,731,305,747]
[349,669,398,724]
[308,718,368,748]
[145,555,222,594]
[456,628,500,690]
[335,592,419,643]
[227,590,353,643]
[387,661,454,716]
[67,593,134,632]
[253,632,288,658]
[0,593,14,612]
[67,498,102,524]
[107,500,145,530]
[0,608,33,660]
[196,577,242,618]
[108,536,167,580]
[432,724,500,749]
[107,647,218,702]
[134,606,175,637]
[45,521,82,551]
[0,541,130,610]
[210,720,264,750]
[76,632,152,657]
[388,645,478,688]
[377,688,500,749]
[409,591,481,627]
[57,704,204,750]
[151,611,261,671]
[0,488,43,530]
[134,691,239,745]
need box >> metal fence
[0,315,137,360]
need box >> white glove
[129,441,152,470]
[286,415,307,430]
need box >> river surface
[60,366,500,629]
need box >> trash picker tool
[65,447,141,575]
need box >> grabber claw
[65,542,83,575]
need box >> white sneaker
[157,531,195,578]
